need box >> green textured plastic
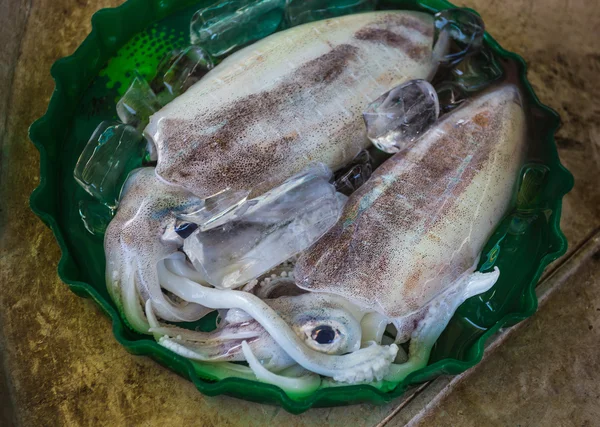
[29,0,574,413]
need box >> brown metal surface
[0,0,598,425]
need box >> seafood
[106,170,398,384]
[102,8,528,394]
[295,85,525,319]
[145,10,438,198]
[106,10,440,330]
[106,83,526,391]
[296,84,526,381]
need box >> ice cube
[450,47,503,92]
[190,0,285,58]
[363,79,439,153]
[182,164,343,289]
[74,121,146,208]
[516,164,549,212]
[433,8,485,66]
[151,46,215,104]
[78,200,114,236]
[284,0,378,28]
[177,187,251,232]
[508,213,538,236]
[116,72,162,131]
[333,150,373,196]
[435,81,467,114]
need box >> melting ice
[183,164,346,289]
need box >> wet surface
[0,0,598,425]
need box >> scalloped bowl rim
[28,0,574,414]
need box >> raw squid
[103,9,527,395]
[145,11,438,198]
[295,84,526,382]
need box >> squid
[103,9,527,394]
[295,84,526,382]
[106,83,526,392]
[107,9,440,323]
[106,170,398,385]
[145,10,438,198]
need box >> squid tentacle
[137,258,212,322]
[118,261,150,333]
[241,341,322,396]
[156,260,398,383]
[360,312,389,345]
[385,267,500,383]
[145,300,294,368]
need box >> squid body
[145,10,438,198]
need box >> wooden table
[1,0,599,425]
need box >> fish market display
[73,3,533,397]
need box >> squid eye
[175,222,198,239]
[311,325,337,344]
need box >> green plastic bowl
[29,0,574,413]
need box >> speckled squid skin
[104,168,211,325]
[146,11,437,198]
[295,85,527,318]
